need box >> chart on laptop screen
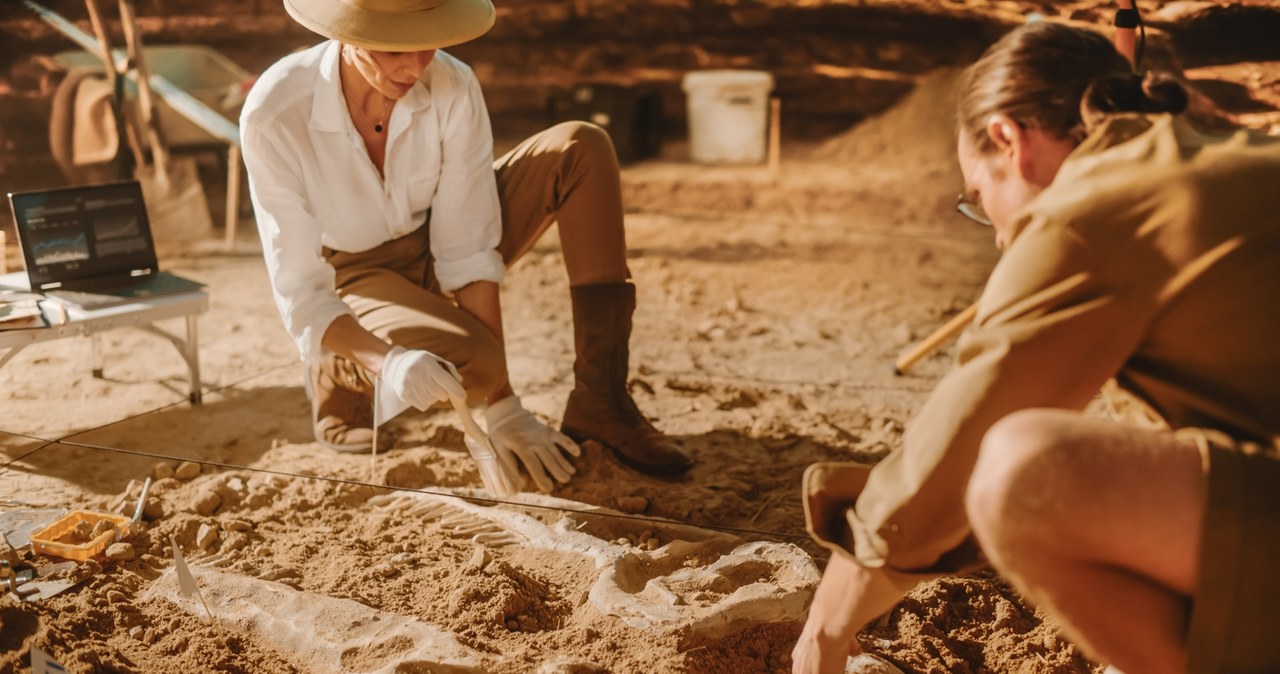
[11,182,158,287]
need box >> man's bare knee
[966,409,1081,566]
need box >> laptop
[8,181,204,308]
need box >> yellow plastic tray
[29,510,131,561]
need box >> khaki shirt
[805,114,1280,576]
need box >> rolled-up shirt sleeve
[805,218,1159,576]
[242,124,354,365]
[430,69,505,293]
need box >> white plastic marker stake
[30,646,66,673]
[371,384,382,484]
[447,393,519,497]
[169,535,215,623]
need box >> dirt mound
[814,67,966,187]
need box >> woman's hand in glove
[484,396,581,492]
[380,345,466,411]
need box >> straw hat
[283,0,495,52]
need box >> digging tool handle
[893,302,979,376]
[117,0,170,182]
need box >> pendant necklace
[374,97,391,134]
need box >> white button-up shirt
[240,41,505,365]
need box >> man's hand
[485,396,581,491]
[793,553,910,674]
[381,346,465,411]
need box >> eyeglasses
[955,193,993,227]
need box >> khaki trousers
[322,122,630,405]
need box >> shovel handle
[893,302,979,376]
[116,0,170,178]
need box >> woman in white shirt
[241,0,693,486]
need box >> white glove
[380,346,466,414]
[484,396,581,492]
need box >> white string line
[0,361,297,474]
[9,435,814,543]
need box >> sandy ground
[0,66,1270,673]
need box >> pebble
[174,462,202,481]
[641,538,660,551]
[195,523,219,551]
[193,490,222,516]
[129,626,145,641]
[615,496,649,514]
[152,462,176,480]
[245,490,272,508]
[143,499,164,520]
[373,562,398,578]
[505,619,519,631]
[105,542,136,561]
[90,519,116,539]
[106,590,127,604]
[73,520,94,540]
[467,547,490,571]
[226,519,252,532]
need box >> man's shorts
[1182,427,1280,674]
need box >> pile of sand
[814,67,966,188]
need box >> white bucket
[682,70,775,165]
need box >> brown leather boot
[561,283,693,475]
[310,354,395,453]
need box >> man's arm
[319,315,393,374]
[793,555,915,674]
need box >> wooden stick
[767,97,781,179]
[893,302,979,376]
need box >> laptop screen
[8,181,159,289]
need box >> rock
[143,498,164,520]
[195,523,218,551]
[105,542,136,561]
[174,462,202,481]
[845,654,906,674]
[467,546,489,571]
[152,462,176,480]
[129,626,145,641]
[615,496,649,514]
[374,561,398,578]
[106,589,127,604]
[245,490,273,508]
[193,491,222,516]
[537,658,610,674]
[73,519,94,541]
[226,519,252,532]
[90,519,116,539]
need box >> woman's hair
[958,21,1189,152]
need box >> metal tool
[121,477,152,540]
[3,560,77,597]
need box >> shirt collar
[309,41,433,134]
[309,41,347,134]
